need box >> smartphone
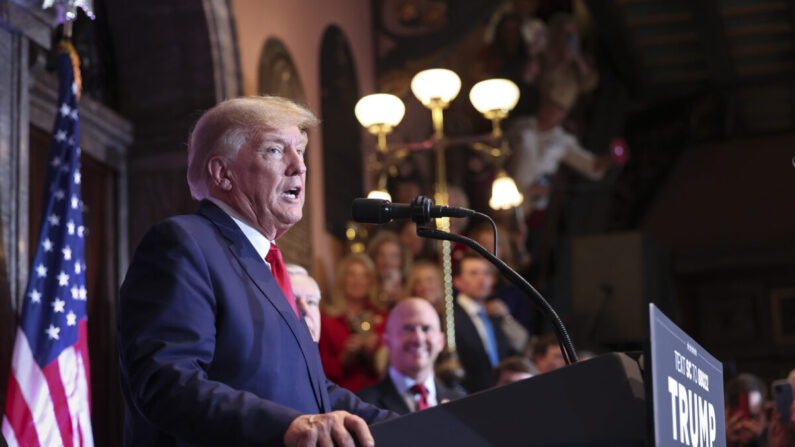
[772,380,793,423]
[728,392,750,420]
[610,137,629,165]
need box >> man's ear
[208,156,233,191]
[433,331,445,352]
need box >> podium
[370,353,649,446]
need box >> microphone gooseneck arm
[415,226,579,365]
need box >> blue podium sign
[650,304,725,447]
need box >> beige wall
[231,0,376,291]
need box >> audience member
[536,12,597,114]
[767,368,795,447]
[466,222,532,350]
[508,94,610,217]
[399,221,437,262]
[483,0,547,55]
[725,373,768,447]
[286,264,322,342]
[531,334,565,374]
[453,254,515,392]
[404,261,445,313]
[367,230,410,310]
[478,12,542,118]
[357,298,465,414]
[494,356,534,387]
[319,253,386,392]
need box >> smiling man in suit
[118,96,393,447]
[357,298,465,414]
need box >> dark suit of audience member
[454,300,512,393]
[452,255,514,393]
[356,298,464,414]
[357,370,465,415]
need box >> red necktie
[265,243,299,318]
[409,383,430,411]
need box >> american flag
[2,42,94,447]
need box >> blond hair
[323,253,380,317]
[186,96,318,200]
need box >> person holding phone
[725,373,769,447]
[768,375,795,447]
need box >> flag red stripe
[42,359,75,447]
[4,373,41,447]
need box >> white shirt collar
[457,293,485,316]
[388,367,437,411]
[208,197,272,260]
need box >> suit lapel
[381,378,411,414]
[197,200,325,409]
[454,303,490,363]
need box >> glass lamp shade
[469,79,520,117]
[489,171,524,210]
[367,188,392,202]
[410,69,461,107]
[355,94,406,130]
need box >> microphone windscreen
[351,198,389,224]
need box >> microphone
[352,195,475,225]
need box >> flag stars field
[45,324,60,340]
[52,299,65,313]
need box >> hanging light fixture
[469,78,520,138]
[355,93,405,152]
[489,170,524,210]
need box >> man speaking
[118,96,394,446]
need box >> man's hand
[486,299,510,318]
[284,411,374,447]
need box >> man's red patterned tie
[410,383,430,411]
[265,243,299,318]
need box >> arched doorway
[319,25,362,241]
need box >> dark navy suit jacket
[356,376,465,415]
[453,302,513,393]
[118,201,393,446]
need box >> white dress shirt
[388,367,438,412]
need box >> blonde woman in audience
[318,253,387,392]
[367,230,411,310]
